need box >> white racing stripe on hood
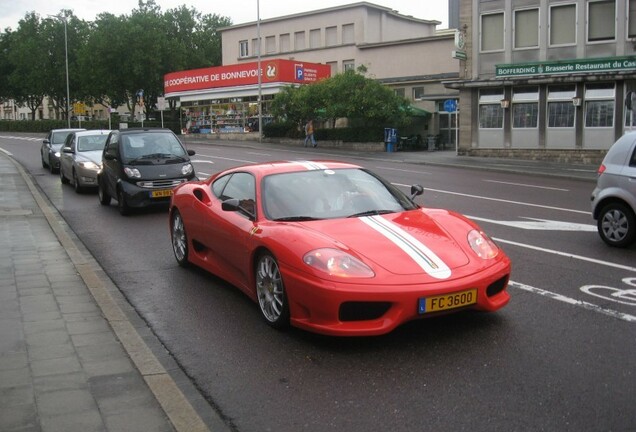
[361,215,452,279]
[292,161,329,170]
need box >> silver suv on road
[591,132,636,247]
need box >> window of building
[512,86,539,128]
[342,24,354,44]
[629,0,636,38]
[413,87,425,100]
[550,4,577,46]
[481,12,504,52]
[479,88,504,129]
[239,40,249,57]
[294,31,305,50]
[588,0,616,42]
[310,29,321,49]
[343,60,355,71]
[585,83,615,127]
[280,33,290,52]
[547,85,576,128]
[252,38,260,56]
[514,8,539,49]
[265,36,276,54]
[326,26,337,46]
[394,88,405,98]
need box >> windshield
[262,168,417,221]
[121,132,187,163]
[77,135,108,152]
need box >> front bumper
[281,260,511,336]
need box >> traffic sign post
[443,99,459,155]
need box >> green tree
[42,11,89,120]
[271,68,411,129]
[6,13,48,120]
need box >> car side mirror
[410,184,424,200]
[187,149,196,156]
[43,139,50,145]
[63,147,73,153]
[222,198,256,220]
[103,153,115,161]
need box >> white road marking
[391,183,590,215]
[509,280,636,323]
[193,154,256,164]
[246,151,272,156]
[468,216,596,232]
[483,179,569,192]
[494,237,636,273]
[191,160,215,164]
[376,166,432,175]
[0,147,13,156]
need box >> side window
[630,146,636,167]
[218,172,256,217]
[212,174,231,198]
[104,134,119,158]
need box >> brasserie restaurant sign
[496,56,636,77]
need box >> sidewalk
[0,151,226,432]
[182,135,601,182]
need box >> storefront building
[445,0,636,162]
[164,59,330,134]
[194,2,459,142]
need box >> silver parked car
[59,129,111,193]
[591,132,636,247]
[41,128,86,173]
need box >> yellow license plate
[418,289,477,314]
[151,189,173,198]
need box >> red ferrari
[169,160,511,336]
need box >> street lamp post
[50,14,71,128]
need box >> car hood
[76,150,103,164]
[292,210,471,279]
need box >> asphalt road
[2,134,635,432]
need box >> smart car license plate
[151,189,173,198]
[418,289,477,314]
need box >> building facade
[445,0,636,161]
[213,2,461,142]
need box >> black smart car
[97,128,196,215]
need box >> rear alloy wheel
[255,252,289,329]
[98,178,111,205]
[598,202,636,248]
[60,166,69,184]
[117,189,130,216]
[73,170,84,194]
[171,210,189,267]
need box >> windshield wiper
[347,209,395,218]
[273,216,323,222]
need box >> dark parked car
[97,128,197,215]
[41,128,86,173]
[591,132,636,247]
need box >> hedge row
[0,119,182,135]
[263,121,384,142]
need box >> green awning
[408,106,431,117]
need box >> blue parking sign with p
[295,65,304,81]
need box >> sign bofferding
[164,59,332,95]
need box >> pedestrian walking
[304,119,317,148]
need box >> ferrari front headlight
[303,248,375,278]
[467,230,499,259]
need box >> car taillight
[597,164,606,174]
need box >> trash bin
[384,128,398,152]
[426,134,437,151]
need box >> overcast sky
[0,0,449,31]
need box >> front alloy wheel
[255,252,289,329]
[171,210,189,267]
[598,202,636,248]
